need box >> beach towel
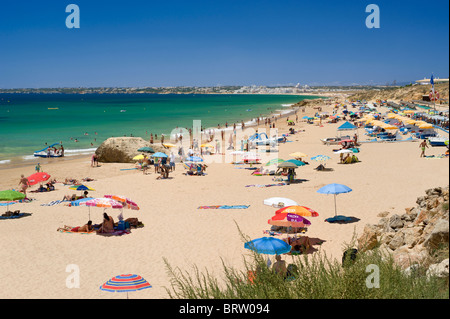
[0,213,32,220]
[41,200,66,206]
[58,228,95,235]
[263,230,283,236]
[245,183,287,188]
[96,230,131,237]
[198,205,250,209]
[234,167,258,170]
[120,168,138,171]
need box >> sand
[0,102,448,299]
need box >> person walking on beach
[420,140,429,158]
[35,163,41,173]
[150,134,154,144]
[18,174,29,198]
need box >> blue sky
[0,0,448,88]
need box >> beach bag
[342,248,358,267]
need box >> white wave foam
[0,160,11,165]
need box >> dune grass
[163,227,448,299]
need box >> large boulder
[423,219,449,250]
[95,137,168,163]
[426,259,449,279]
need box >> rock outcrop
[357,186,449,273]
[95,137,169,163]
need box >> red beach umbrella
[27,172,51,186]
[275,206,319,217]
[268,213,311,228]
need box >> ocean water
[0,93,319,164]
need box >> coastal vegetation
[163,237,449,299]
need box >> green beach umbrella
[137,147,155,153]
[0,190,25,202]
[265,158,285,166]
[0,190,25,212]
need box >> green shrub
[163,227,448,299]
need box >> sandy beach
[0,101,448,299]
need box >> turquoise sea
[0,93,319,165]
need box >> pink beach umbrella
[80,197,123,220]
[104,195,140,210]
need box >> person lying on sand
[58,221,94,233]
[64,178,79,185]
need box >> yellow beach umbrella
[162,143,176,148]
[419,123,434,129]
[404,110,415,114]
[201,143,214,148]
[133,154,145,161]
[387,113,397,119]
[289,152,308,158]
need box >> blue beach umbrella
[311,155,331,162]
[151,152,168,158]
[244,237,291,255]
[317,183,352,217]
[185,156,203,163]
[285,159,306,166]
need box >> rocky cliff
[95,137,169,163]
[358,186,449,277]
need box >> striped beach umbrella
[104,195,139,210]
[276,206,319,217]
[100,274,151,299]
[311,155,331,162]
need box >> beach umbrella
[244,237,291,255]
[137,147,155,153]
[419,123,434,129]
[185,156,203,163]
[265,158,284,166]
[100,274,151,299]
[317,183,352,217]
[268,213,311,228]
[0,190,25,212]
[69,197,94,206]
[27,172,51,186]
[334,149,353,154]
[69,185,95,197]
[289,152,307,159]
[277,161,298,169]
[152,152,168,158]
[104,195,139,210]
[200,143,214,148]
[162,143,176,148]
[311,155,331,162]
[0,190,25,202]
[263,197,298,208]
[133,154,145,161]
[276,206,319,217]
[80,197,123,220]
[285,159,306,166]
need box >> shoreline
[0,95,329,168]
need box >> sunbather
[97,213,115,233]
